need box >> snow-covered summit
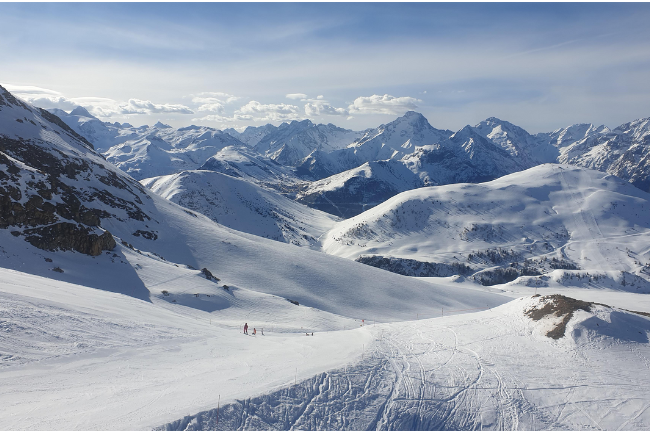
[252,119,364,167]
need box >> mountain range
[3,84,650,430]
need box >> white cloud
[286,93,308,100]
[192,92,240,113]
[348,94,421,115]
[119,99,194,115]
[235,101,302,122]
[5,85,79,111]
[4,84,195,118]
[304,101,348,116]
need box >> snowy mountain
[141,170,338,247]
[554,117,650,193]
[1,84,500,319]
[224,123,276,146]
[298,111,453,180]
[101,125,245,180]
[4,84,650,430]
[473,116,558,165]
[49,107,247,180]
[323,164,650,289]
[296,123,529,218]
[249,119,364,167]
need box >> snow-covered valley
[2,83,650,431]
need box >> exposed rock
[22,223,115,256]
[356,255,474,278]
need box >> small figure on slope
[244,323,248,335]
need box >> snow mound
[519,294,650,342]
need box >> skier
[244,323,248,334]
[253,328,257,335]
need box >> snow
[160,295,650,431]
[141,169,338,248]
[322,164,650,282]
[0,267,372,430]
[4,86,650,430]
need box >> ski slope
[5,264,649,431]
[161,295,650,431]
[0,267,370,430]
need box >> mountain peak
[70,106,95,118]
[154,121,172,129]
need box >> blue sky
[1,2,650,133]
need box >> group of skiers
[243,322,263,336]
[243,323,313,336]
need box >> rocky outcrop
[356,255,474,278]
[0,85,151,257]
[22,223,115,256]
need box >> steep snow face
[252,119,364,167]
[0,85,151,259]
[323,164,650,286]
[296,160,424,218]
[141,170,338,248]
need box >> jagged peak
[154,121,172,129]
[70,106,95,118]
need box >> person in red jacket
[244,323,248,334]
[253,328,257,335]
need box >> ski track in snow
[161,306,650,431]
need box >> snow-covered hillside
[323,164,650,290]
[296,160,424,218]
[4,84,650,431]
[141,170,338,247]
